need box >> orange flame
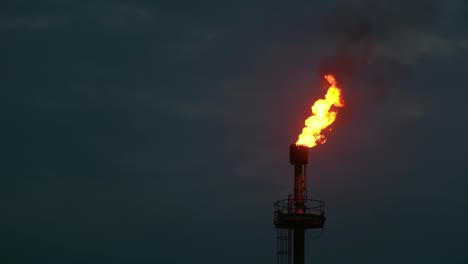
[295,74,344,148]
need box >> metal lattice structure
[273,145,326,264]
[276,228,292,264]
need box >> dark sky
[2,0,468,263]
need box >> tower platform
[274,199,325,230]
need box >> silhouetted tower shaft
[274,145,325,264]
[293,164,305,264]
[291,145,307,264]
[294,164,305,213]
[293,228,304,264]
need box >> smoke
[317,0,446,103]
[318,0,445,73]
[318,16,373,80]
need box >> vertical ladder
[276,228,292,264]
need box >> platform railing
[274,199,325,222]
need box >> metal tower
[274,144,325,264]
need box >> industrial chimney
[273,144,326,264]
